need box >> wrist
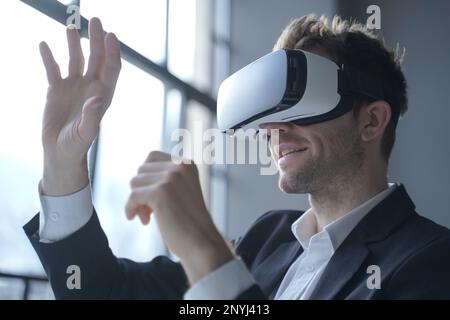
[181,237,236,286]
[42,156,89,196]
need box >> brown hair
[274,14,408,162]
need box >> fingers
[137,162,174,174]
[126,151,198,226]
[125,185,157,221]
[127,202,152,225]
[103,32,121,91]
[127,162,171,223]
[67,24,85,77]
[39,41,61,85]
[137,205,152,225]
[130,172,167,188]
[86,17,106,79]
[127,172,166,223]
[145,150,191,165]
[145,150,172,162]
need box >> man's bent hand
[125,151,236,285]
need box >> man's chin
[278,173,309,194]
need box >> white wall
[336,0,450,228]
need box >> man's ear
[358,100,391,142]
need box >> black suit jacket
[24,184,450,299]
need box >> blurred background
[0,0,449,299]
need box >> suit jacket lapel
[253,240,303,298]
[309,184,415,299]
[308,234,369,299]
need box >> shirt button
[50,211,60,221]
[306,265,314,272]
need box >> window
[90,62,167,262]
[0,0,215,299]
[0,2,69,300]
[81,0,167,64]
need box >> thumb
[78,96,106,144]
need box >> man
[25,14,450,299]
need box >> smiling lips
[276,143,308,160]
[280,148,308,158]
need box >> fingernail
[67,24,77,30]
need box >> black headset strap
[338,65,384,100]
[338,65,400,126]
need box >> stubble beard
[278,126,365,194]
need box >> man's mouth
[279,147,308,159]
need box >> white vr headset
[217,49,388,132]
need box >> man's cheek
[269,144,278,161]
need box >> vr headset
[217,49,390,132]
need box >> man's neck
[308,168,389,232]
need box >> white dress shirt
[275,182,397,299]
[38,181,397,299]
[38,181,93,243]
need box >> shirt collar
[292,183,398,251]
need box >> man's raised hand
[40,18,121,195]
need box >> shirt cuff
[184,258,256,300]
[38,181,94,243]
